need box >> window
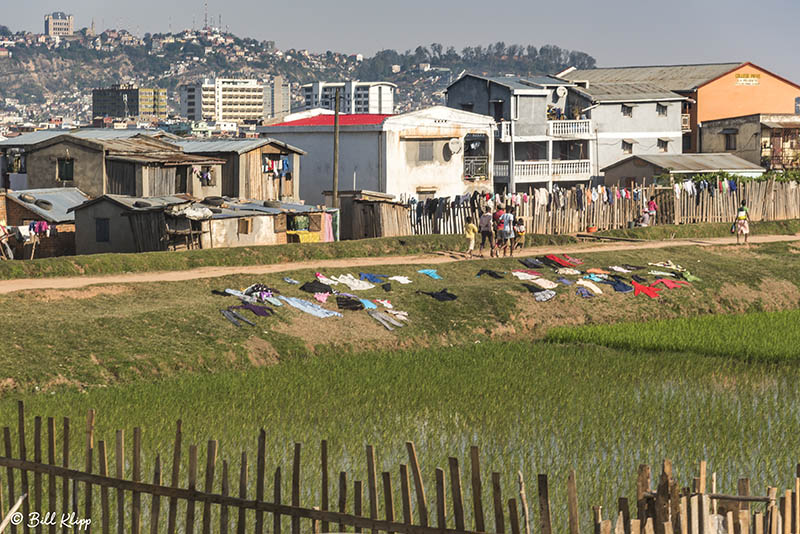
[725,133,737,151]
[95,218,110,243]
[622,140,634,154]
[196,165,216,186]
[57,158,74,181]
[657,103,668,117]
[621,104,633,118]
[658,139,669,152]
[238,218,253,235]
[418,142,434,162]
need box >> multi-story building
[700,113,800,171]
[44,12,74,37]
[92,85,168,119]
[180,78,267,123]
[446,74,594,191]
[301,81,395,114]
[264,76,291,119]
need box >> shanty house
[0,187,89,258]
[699,114,800,171]
[601,153,765,187]
[262,106,495,205]
[19,134,224,198]
[174,138,305,201]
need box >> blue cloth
[557,278,573,285]
[729,180,737,192]
[265,296,283,307]
[359,272,388,284]
[359,299,378,310]
[583,274,606,283]
[576,287,594,299]
[279,296,342,318]
[418,269,442,280]
[283,277,300,285]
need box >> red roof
[270,114,392,127]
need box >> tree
[430,43,443,60]
[0,25,12,37]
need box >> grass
[2,240,799,392]
[546,309,800,361]
[595,219,800,240]
[0,233,577,280]
[4,341,800,531]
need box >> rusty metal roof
[572,82,685,102]
[563,63,743,92]
[6,187,89,223]
[602,153,765,173]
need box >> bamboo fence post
[354,480,363,534]
[538,474,552,534]
[366,445,378,534]
[509,499,520,534]
[382,472,394,532]
[518,472,530,534]
[271,467,280,534]
[84,410,95,534]
[399,465,412,525]
[33,417,41,534]
[18,401,30,534]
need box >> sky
[7,0,800,81]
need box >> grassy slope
[2,240,799,392]
[596,219,800,240]
[0,233,576,280]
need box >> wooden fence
[408,180,800,236]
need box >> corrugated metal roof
[269,114,392,127]
[572,82,685,102]
[0,129,168,147]
[6,187,89,223]
[562,63,743,91]
[603,153,765,173]
[761,121,800,129]
[175,138,306,155]
[461,74,571,91]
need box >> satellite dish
[556,86,568,98]
[448,138,463,154]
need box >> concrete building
[561,62,800,153]
[301,81,396,114]
[699,114,800,171]
[44,12,74,37]
[264,76,291,119]
[261,106,495,205]
[20,134,223,198]
[445,74,594,191]
[179,78,268,123]
[601,153,765,187]
[92,84,168,119]
[175,138,305,201]
[567,82,686,171]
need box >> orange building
[562,62,800,153]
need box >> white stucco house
[260,106,496,205]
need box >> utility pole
[332,87,340,209]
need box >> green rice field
[3,314,800,530]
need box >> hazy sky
[8,0,800,80]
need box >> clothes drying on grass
[586,268,610,275]
[632,281,662,299]
[331,274,375,290]
[682,271,702,282]
[649,270,677,278]
[522,285,556,302]
[515,269,543,277]
[519,258,544,269]
[545,254,577,267]
[360,272,389,284]
[374,299,393,309]
[381,283,393,292]
[526,278,558,290]
[359,299,378,310]
[244,284,280,296]
[227,308,256,326]
[648,261,685,272]
[336,296,365,311]
[557,278,573,285]
[598,278,634,294]
[608,266,632,273]
[283,277,300,285]
[418,269,442,280]
[556,267,581,276]
[229,304,274,317]
[224,289,261,305]
[583,274,607,283]
[418,289,457,302]
[300,280,332,294]
[280,296,343,318]
[576,287,594,299]
[563,254,583,265]
[314,293,330,303]
[576,279,603,295]
[386,310,409,322]
[389,276,413,284]
[221,308,253,327]
[511,271,541,281]
[631,274,649,284]
[622,264,646,271]
[476,269,505,279]
[652,278,691,290]
[315,273,339,285]
[368,310,406,331]
[265,296,283,307]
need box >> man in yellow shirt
[464,216,478,258]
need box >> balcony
[495,121,511,142]
[681,114,691,132]
[494,160,592,181]
[464,156,489,180]
[547,119,592,137]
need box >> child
[464,216,478,258]
[478,209,494,258]
[514,218,526,251]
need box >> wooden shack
[323,190,411,240]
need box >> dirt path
[0,234,796,295]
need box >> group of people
[464,206,526,258]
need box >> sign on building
[735,73,761,86]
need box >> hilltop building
[301,81,395,114]
[92,84,168,119]
[44,12,74,37]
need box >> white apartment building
[44,12,74,37]
[179,78,267,123]
[302,81,396,114]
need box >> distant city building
[92,84,168,119]
[179,78,267,123]
[44,12,74,37]
[264,76,291,119]
[301,81,396,114]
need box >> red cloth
[651,279,691,290]
[632,280,662,299]
[513,269,543,277]
[545,254,575,267]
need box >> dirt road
[0,234,796,295]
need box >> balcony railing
[494,160,592,180]
[681,114,691,132]
[495,121,511,142]
[464,156,489,179]
[547,119,592,137]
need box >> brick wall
[5,199,76,258]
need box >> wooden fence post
[202,441,218,534]
[149,456,162,534]
[405,442,428,527]
[166,421,182,534]
[568,470,580,534]
[470,447,485,533]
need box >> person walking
[464,216,478,258]
[478,209,494,257]
[647,196,658,225]
[499,208,516,257]
[513,217,526,251]
[735,199,750,245]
